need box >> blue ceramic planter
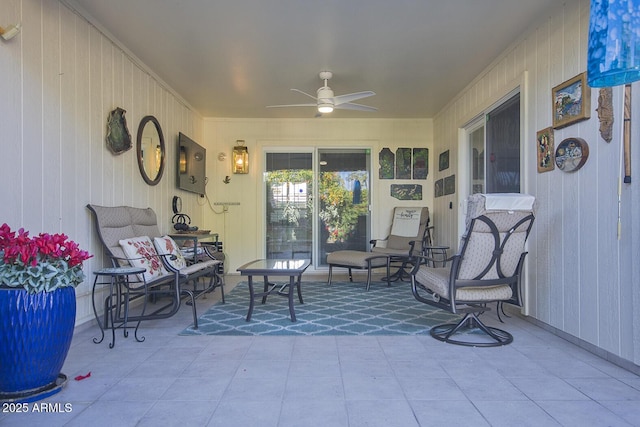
[0,286,75,401]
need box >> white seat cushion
[415,265,512,302]
[327,250,388,268]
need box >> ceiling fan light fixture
[318,103,334,113]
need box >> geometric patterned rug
[180,281,462,336]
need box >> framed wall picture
[552,72,591,129]
[444,174,456,195]
[536,127,555,173]
[435,179,443,197]
[439,150,449,171]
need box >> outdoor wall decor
[597,87,614,142]
[412,148,428,179]
[105,107,132,155]
[136,115,165,185]
[434,179,444,197]
[624,84,632,183]
[536,127,555,173]
[444,175,456,195]
[378,148,394,179]
[552,72,591,129]
[390,184,422,200]
[555,137,589,172]
[395,148,412,179]
[439,150,449,171]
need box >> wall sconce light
[179,147,187,174]
[233,140,249,174]
[587,0,640,87]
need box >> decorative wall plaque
[390,184,422,200]
[536,127,555,173]
[105,107,132,155]
[378,148,394,179]
[597,87,613,142]
[395,148,411,179]
[555,137,589,172]
[412,148,428,179]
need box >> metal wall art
[390,184,422,200]
[395,148,412,179]
[379,147,428,180]
[105,107,132,154]
[378,148,394,179]
[412,148,428,179]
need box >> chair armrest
[409,253,456,275]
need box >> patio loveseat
[87,204,224,329]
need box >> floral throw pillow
[119,236,168,282]
[153,235,187,270]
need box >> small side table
[92,267,146,348]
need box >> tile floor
[2,275,640,427]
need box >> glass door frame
[262,145,373,271]
[458,85,525,239]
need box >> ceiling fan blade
[334,102,378,112]
[333,91,375,106]
[291,88,318,100]
[266,103,317,108]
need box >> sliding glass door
[264,148,371,268]
[318,149,371,266]
[265,152,313,261]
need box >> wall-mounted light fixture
[587,0,640,87]
[179,146,187,174]
[232,140,249,174]
[0,23,21,41]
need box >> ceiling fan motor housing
[317,86,334,103]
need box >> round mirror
[136,115,165,185]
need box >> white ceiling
[67,0,558,119]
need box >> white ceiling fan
[267,71,377,115]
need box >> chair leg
[496,301,510,323]
[218,276,226,303]
[430,312,513,347]
[181,289,198,329]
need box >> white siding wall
[433,0,640,366]
[202,118,433,273]
[0,0,204,326]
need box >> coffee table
[236,259,311,322]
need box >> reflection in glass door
[264,149,371,268]
[318,149,371,266]
[265,153,313,261]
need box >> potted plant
[0,223,92,402]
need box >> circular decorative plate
[555,137,589,172]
